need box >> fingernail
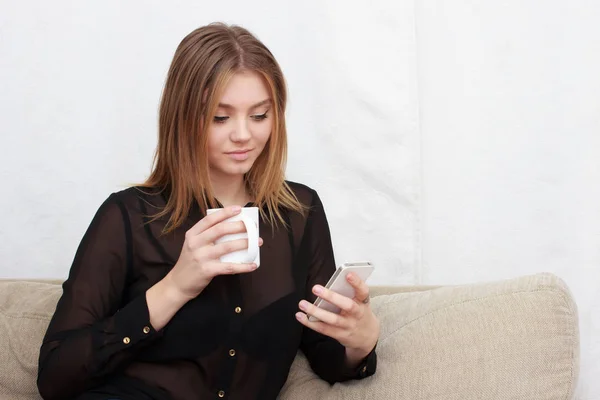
[347,273,355,282]
[299,300,308,310]
[258,238,264,246]
[232,206,241,213]
[249,263,258,271]
[295,312,304,321]
[313,285,323,295]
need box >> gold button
[234,306,242,314]
[123,337,131,344]
[218,390,225,398]
[362,365,367,374]
[143,326,151,334]
[229,349,236,357]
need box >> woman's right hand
[167,205,261,300]
[147,206,260,330]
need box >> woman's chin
[213,162,254,178]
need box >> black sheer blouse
[37,182,376,400]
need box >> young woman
[37,23,379,400]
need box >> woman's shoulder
[285,180,319,197]
[285,180,322,207]
[100,186,165,212]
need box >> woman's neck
[210,174,250,207]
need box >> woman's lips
[226,149,251,161]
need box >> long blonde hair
[140,23,305,233]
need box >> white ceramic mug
[206,207,260,266]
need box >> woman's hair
[140,23,305,233]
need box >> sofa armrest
[369,285,441,297]
[282,273,580,400]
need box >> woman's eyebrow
[217,99,272,110]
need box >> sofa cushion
[0,281,62,400]
[279,273,579,400]
[0,274,579,400]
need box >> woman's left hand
[296,272,380,362]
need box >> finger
[298,300,350,328]
[259,237,264,246]
[295,312,345,339]
[208,261,258,276]
[187,206,241,237]
[312,285,360,315]
[198,220,247,246]
[208,238,250,259]
[347,273,370,305]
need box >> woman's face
[207,70,273,180]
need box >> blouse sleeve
[298,189,377,384]
[37,193,161,400]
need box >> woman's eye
[214,116,229,123]
[251,112,268,121]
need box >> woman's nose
[230,118,251,142]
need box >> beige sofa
[0,273,579,400]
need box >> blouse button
[123,337,131,344]
[218,390,225,398]
[143,326,151,334]
[361,365,367,375]
[234,306,242,314]
[229,349,236,357]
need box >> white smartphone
[308,262,375,322]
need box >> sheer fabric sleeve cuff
[91,293,161,371]
[344,343,377,380]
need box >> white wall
[416,1,600,399]
[1,0,598,398]
[0,0,420,286]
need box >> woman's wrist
[146,275,193,331]
[345,346,373,368]
[162,273,199,304]
[345,334,378,367]
[344,316,380,367]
